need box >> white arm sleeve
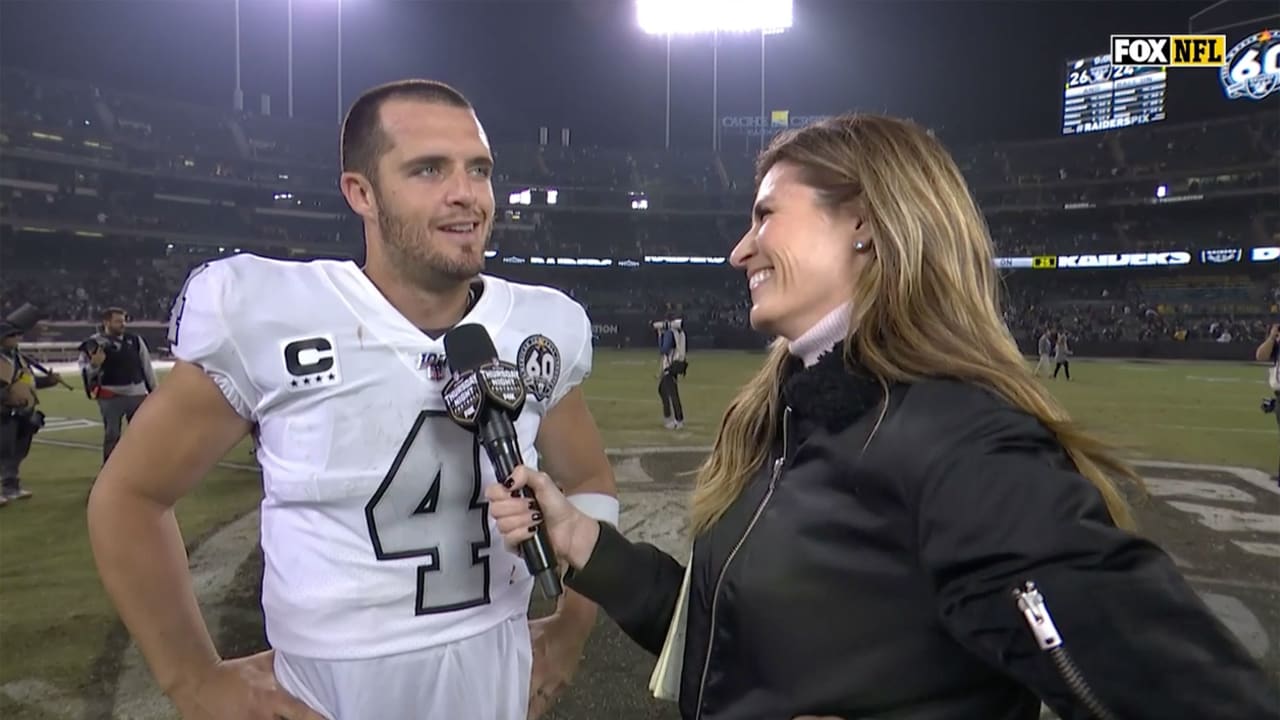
[168,262,259,420]
[549,303,593,408]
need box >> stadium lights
[637,0,792,34]
[637,0,792,151]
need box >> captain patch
[516,334,561,402]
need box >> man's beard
[377,200,488,292]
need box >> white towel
[648,554,694,701]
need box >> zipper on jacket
[694,405,791,720]
[1012,581,1120,720]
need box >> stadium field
[1,350,1277,719]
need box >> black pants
[658,370,684,422]
[1053,361,1070,380]
[1274,391,1279,479]
[0,413,37,491]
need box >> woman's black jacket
[565,350,1279,720]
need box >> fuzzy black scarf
[780,346,886,432]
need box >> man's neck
[363,264,475,332]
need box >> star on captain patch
[281,334,342,391]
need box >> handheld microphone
[441,324,564,600]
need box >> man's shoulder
[486,275,588,330]
[199,252,349,286]
[489,275,582,312]
[183,254,356,319]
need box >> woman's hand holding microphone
[485,466,602,574]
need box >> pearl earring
[855,241,866,250]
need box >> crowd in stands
[3,67,1277,350]
[1002,274,1278,345]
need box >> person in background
[485,113,1275,720]
[0,321,61,506]
[1255,321,1280,483]
[1051,331,1071,381]
[1032,328,1052,377]
[79,307,157,463]
[655,313,687,429]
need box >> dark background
[2,0,1277,152]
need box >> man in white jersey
[87,80,619,720]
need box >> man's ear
[340,172,378,222]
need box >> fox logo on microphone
[442,372,482,427]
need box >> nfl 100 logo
[418,352,449,381]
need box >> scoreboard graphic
[1062,53,1167,135]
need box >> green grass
[0,351,1275,714]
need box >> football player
[87,80,619,720]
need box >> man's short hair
[101,307,126,323]
[340,79,473,186]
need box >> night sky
[2,0,1277,152]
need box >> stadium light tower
[234,0,243,111]
[637,0,793,151]
[283,0,344,122]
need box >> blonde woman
[488,115,1276,719]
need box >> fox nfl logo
[1111,35,1226,67]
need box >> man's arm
[136,337,158,391]
[535,385,619,626]
[79,340,102,398]
[87,361,253,697]
[33,372,60,390]
[1255,324,1278,362]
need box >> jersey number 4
[364,411,491,615]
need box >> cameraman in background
[653,313,687,430]
[0,313,61,506]
[78,307,157,464]
[1255,321,1280,483]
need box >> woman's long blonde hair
[690,114,1141,535]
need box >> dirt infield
[63,449,1280,718]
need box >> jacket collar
[781,344,885,432]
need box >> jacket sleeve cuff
[565,520,642,605]
[564,520,686,655]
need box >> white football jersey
[168,253,592,660]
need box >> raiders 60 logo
[1220,29,1280,101]
[516,334,561,402]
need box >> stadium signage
[1252,246,1280,262]
[1056,252,1192,268]
[528,256,613,267]
[644,255,728,264]
[1200,248,1243,264]
[1220,29,1280,101]
[477,249,1279,268]
[720,112,828,135]
[1110,35,1226,67]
